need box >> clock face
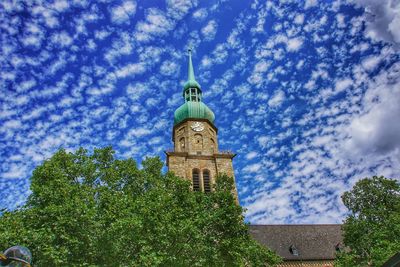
[191,122,204,132]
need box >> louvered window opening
[192,169,200,191]
[203,170,211,193]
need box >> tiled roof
[249,224,343,261]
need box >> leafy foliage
[335,176,400,266]
[0,147,280,266]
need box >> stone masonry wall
[168,119,237,198]
[168,155,186,178]
[173,120,218,155]
[215,157,235,178]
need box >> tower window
[191,88,196,101]
[178,127,185,135]
[179,137,185,151]
[203,170,211,193]
[186,88,200,102]
[185,90,190,102]
[192,169,200,191]
[210,138,216,153]
[194,133,203,151]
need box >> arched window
[192,169,200,191]
[194,134,203,151]
[203,170,211,193]
[179,137,185,151]
[210,138,216,153]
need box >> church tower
[166,49,237,198]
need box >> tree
[335,176,400,266]
[0,147,280,266]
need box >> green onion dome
[174,101,215,125]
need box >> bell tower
[166,49,237,198]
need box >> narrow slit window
[185,91,190,102]
[191,89,197,101]
[179,137,185,151]
[203,170,211,193]
[192,169,200,191]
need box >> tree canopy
[335,176,400,266]
[0,147,280,266]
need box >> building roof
[382,252,400,267]
[249,224,343,261]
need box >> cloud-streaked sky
[1,0,400,224]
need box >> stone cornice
[165,151,236,160]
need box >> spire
[183,48,201,92]
[174,48,215,125]
[187,48,196,82]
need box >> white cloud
[166,0,195,19]
[267,34,304,52]
[115,62,146,78]
[336,14,345,28]
[129,127,151,138]
[254,60,271,72]
[350,42,370,53]
[160,60,180,76]
[268,90,286,108]
[305,0,318,9]
[334,78,353,93]
[110,1,137,24]
[201,20,218,41]
[2,120,22,130]
[2,164,28,179]
[287,37,304,52]
[245,151,258,160]
[52,0,70,12]
[351,0,400,47]
[135,8,174,42]
[345,63,400,158]
[294,14,305,25]
[18,79,37,92]
[361,55,381,71]
[126,82,150,101]
[296,59,305,70]
[257,136,269,148]
[243,163,262,173]
[193,8,208,21]
[51,31,73,47]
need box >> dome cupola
[174,49,215,125]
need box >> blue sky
[1,0,400,224]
